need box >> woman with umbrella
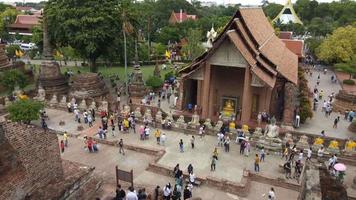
[334,163,346,182]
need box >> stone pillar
[197,80,202,107]
[176,77,184,111]
[265,87,273,113]
[241,66,252,124]
[201,63,211,118]
[283,82,298,125]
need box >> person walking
[244,141,251,157]
[191,135,195,149]
[306,147,312,161]
[63,132,68,147]
[224,136,230,152]
[163,184,172,200]
[126,186,138,200]
[160,133,166,146]
[333,117,339,128]
[268,187,276,200]
[154,129,161,144]
[179,139,184,153]
[88,114,93,127]
[183,185,192,200]
[116,184,126,200]
[260,147,265,162]
[213,147,219,160]
[211,155,217,171]
[254,154,260,172]
[60,140,65,153]
[118,139,125,155]
[187,164,193,174]
[284,161,292,179]
[239,140,246,155]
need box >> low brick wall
[248,171,300,192]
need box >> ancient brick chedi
[38,61,69,98]
[69,72,109,100]
[128,65,147,104]
[0,122,64,199]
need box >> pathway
[298,68,354,139]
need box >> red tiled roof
[279,31,293,39]
[281,39,304,58]
[180,7,298,85]
[173,12,197,22]
[15,15,40,25]
[8,15,40,30]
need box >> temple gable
[208,39,247,68]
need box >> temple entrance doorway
[183,79,198,109]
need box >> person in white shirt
[160,133,166,146]
[126,186,138,200]
[189,173,196,185]
[268,187,276,200]
[298,150,304,161]
[307,147,312,161]
[317,147,324,160]
[163,184,171,200]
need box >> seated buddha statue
[223,100,234,117]
[328,140,339,149]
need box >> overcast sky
[0,0,338,5]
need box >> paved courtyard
[43,106,356,199]
[298,68,354,139]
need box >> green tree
[146,76,163,89]
[263,3,283,19]
[317,25,356,63]
[182,28,204,60]
[45,0,120,72]
[6,99,44,124]
[334,56,356,80]
[31,25,43,54]
[0,7,18,41]
[0,69,28,92]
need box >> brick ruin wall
[333,90,356,113]
[0,122,64,199]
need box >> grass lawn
[30,64,174,82]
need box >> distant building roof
[169,10,197,24]
[281,39,304,59]
[279,31,293,39]
[15,6,33,11]
[8,15,41,35]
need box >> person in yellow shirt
[254,154,260,172]
[63,132,68,147]
[123,119,129,132]
[154,129,161,144]
[213,147,218,160]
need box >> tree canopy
[6,99,44,124]
[45,0,120,72]
[317,25,356,63]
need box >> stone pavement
[46,109,299,184]
[298,68,354,139]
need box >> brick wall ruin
[0,122,64,199]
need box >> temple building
[279,31,305,61]
[169,9,197,24]
[8,14,41,36]
[177,7,299,125]
[273,0,303,25]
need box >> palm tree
[117,0,137,95]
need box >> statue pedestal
[296,135,310,150]
[256,137,282,151]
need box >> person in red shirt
[60,140,65,153]
[87,137,93,152]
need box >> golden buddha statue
[346,140,356,151]
[242,124,249,133]
[314,137,324,145]
[328,140,339,149]
[223,100,234,117]
[229,121,236,129]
